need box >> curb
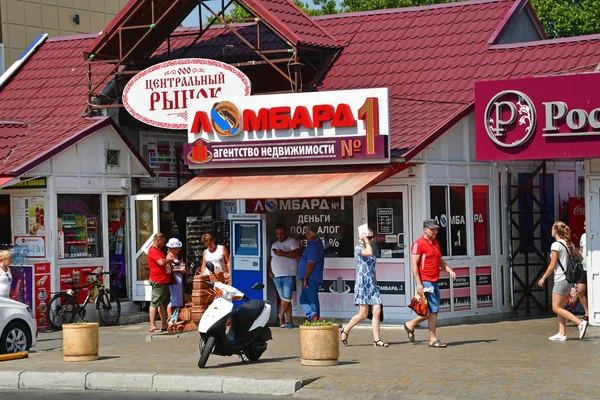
[0,371,303,396]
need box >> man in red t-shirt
[147,233,174,333]
[404,219,456,348]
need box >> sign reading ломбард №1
[184,88,390,168]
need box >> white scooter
[197,262,272,368]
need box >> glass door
[130,194,159,301]
[365,186,410,314]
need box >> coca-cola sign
[573,205,585,215]
[476,73,600,161]
[123,58,251,130]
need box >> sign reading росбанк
[184,88,390,168]
[475,73,600,161]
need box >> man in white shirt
[579,221,588,321]
[268,224,301,328]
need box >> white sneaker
[578,320,589,339]
[549,333,567,341]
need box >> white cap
[166,238,182,248]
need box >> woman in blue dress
[339,229,388,347]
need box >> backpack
[556,241,584,284]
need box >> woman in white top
[200,233,230,279]
[538,221,587,341]
[0,250,13,299]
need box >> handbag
[408,292,428,317]
[367,304,384,321]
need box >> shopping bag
[564,284,579,311]
[408,292,428,317]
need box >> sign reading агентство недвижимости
[184,88,390,168]
[476,73,600,161]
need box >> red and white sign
[14,236,45,258]
[34,263,51,331]
[123,58,251,130]
[476,73,600,161]
[186,88,390,168]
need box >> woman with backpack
[538,221,588,341]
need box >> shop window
[473,186,490,256]
[108,196,127,299]
[367,192,404,259]
[57,194,103,259]
[253,197,354,258]
[429,186,467,257]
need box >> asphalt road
[0,390,284,400]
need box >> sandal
[403,323,415,343]
[374,340,389,347]
[339,325,349,346]
[429,339,447,348]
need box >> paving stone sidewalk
[2,317,599,399]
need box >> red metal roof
[4,0,600,175]
[315,0,600,160]
[241,0,341,49]
[0,35,151,176]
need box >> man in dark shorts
[404,219,456,348]
[148,233,174,332]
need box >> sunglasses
[366,236,374,240]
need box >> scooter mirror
[205,261,216,274]
[251,283,265,290]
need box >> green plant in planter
[303,317,334,326]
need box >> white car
[0,297,37,353]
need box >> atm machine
[228,214,267,301]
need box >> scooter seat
[232,299,264,321]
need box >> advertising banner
[34,262,51,330]
[438,271,451,313]
[476,266,493,308]
[59,266,103,304]
[453,267,471,311]
[139,131,193,189]
[9,265,33,309]
[13,196,46,243]
[186,88,390,168]
[568,197,585,247]
[476,73,600,161]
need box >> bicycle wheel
[96,289,121,326]
[47,293,77,331]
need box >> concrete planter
[299,324,339,366]
[62,322,99,362]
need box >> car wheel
[0,321,31,354]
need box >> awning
[164,167,404,201]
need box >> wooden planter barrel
[191,290,211,306]
[299,325,339,366]
[62,322,99,362]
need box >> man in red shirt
[147,233,174,333]
[404,219,456,348]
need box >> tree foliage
[218,0,600,38]
[530,0,600,38]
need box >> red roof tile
[4,0,600,173]
[241,0,341,49]
[316,0,600,159]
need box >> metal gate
[508,162,553,314]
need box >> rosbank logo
[484,90,536,148]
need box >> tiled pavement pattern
[4,317,599,399]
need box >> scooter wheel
[198,336,216,368]
[177,325,184,332]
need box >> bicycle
[46,271,121,330]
